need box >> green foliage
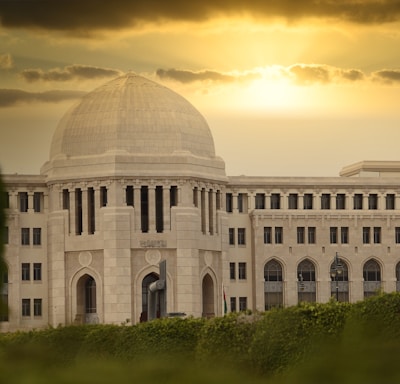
[249,301,351,375]
[0,173,8,319]
[196,312,258,369]
[1,294,400,383]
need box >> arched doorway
[297,259,316,303]
[363,259,381,298]
[202,274,214,318]
[76,274,98,324]
[264,259,283,310]
[141,273,159,322]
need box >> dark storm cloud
[21,65,122,82]
[373,69,400,83]
[156,68,260,84]
[1,0,400,33]
[0,89,86,107]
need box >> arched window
[363,259,381,298]
[297,259,316,303]
[396,262,400,292]
[264,260,283,310]
[85,276,96,314]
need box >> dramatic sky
[1,0,400,176]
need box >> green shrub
[249,301,350,376]
[196,312,258,370]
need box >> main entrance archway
[76,274,98,324]
[140,273,159,322]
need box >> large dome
[50,73,216,160]
[43,73,225,181]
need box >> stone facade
[2,73,400,331]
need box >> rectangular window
[19,192,28,212]
[4,226,8,245]
[303,193,313,210]
[308,227,316,244]
[126,186,134,207]
[88,187,95,235]
[33,192,42,213]
[255,193,265,209]
[4,192,9,209]
[229,228,235,245]
[336,194,346,210]
[341,227,349,244]
[230,297,237,312]
[33,228,41,245]
[62,189,69,210]
[100,186,108,207]
[238,262,246,280]
[33,263,42,281]
[368,194,378,210]
[229,262,236,279]
[33,298,42,317]
[396,227,400,244]
[297,227,305,244]
[239,297,247,312]
[270,193,281,209]
[75,188,83,235]
[238,228,246,245]
[193,187,198,207]
[386,194,395,210]
[238,193,247,213]
[330,227,338,244]
[354,194,363,210]
[264,227,272,244]
[140,186,149,233]
[21,263,30,281]
[226,193,233,213]
[363,227,370,244]
[22,299,31,317]
[373,227,381,244]
[275,227,283,244]
[170,186,178,207]
[21,227,30,245]
[288,193,298,209]
[216,190,221,211]
[321,194,331,209]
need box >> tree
[0,172,8,319]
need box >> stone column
[209,189,215,235]
[163,186,170,231]
[232,192,238,213]
[82,186,88,235]
[134,185,141,232]
[28,191,34,213]
[94,186,101,234]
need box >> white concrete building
[2,73,400,331]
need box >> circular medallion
[145,250,161,265]
[79,251,92,267]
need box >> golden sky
[1,0,400,176]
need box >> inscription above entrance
[140,240,167,248]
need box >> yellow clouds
[0,52,13,69]
[20,65,122,82]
